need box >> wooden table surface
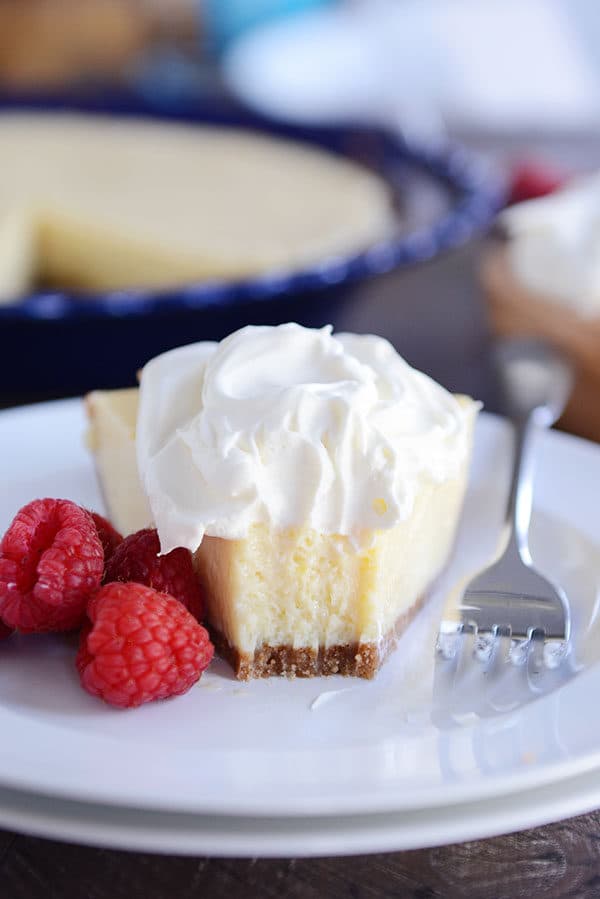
[3,813,600,899]
[1,241,598,898]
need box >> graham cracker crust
[209,593,427,681]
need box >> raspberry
[77,582,214,708]
[76,619,93,676]
[0,619,13,640]
[0,498,104,633]
[104,528,204,620]
[89,512,123,564]
[508,160,567,205]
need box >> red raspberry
[104,528,204,620]
[89,512,123,564]
[508,160,567,205]
[0,498,104,633]
[77,582,213,708]
[76,619,93,676]
[0,619,13,640]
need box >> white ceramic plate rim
[2,763,600,857]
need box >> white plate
[2,765,600,857]
[1,400,600,819]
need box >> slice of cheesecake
[86,388,476,679]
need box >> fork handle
[506,407,553,563]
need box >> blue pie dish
[0,93,504,397]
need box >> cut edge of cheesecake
[192,403,475,681]
[85,388,152,536]
[209,594,428,681]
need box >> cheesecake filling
[194,452,471,667]
[137,323,475,555]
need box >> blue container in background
[0,91,504,400]
[202,0,337,51]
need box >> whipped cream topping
[136,324,474,554]
[502,173,600,317]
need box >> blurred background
[0,0,599,418]
[2,0,598,154]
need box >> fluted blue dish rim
[0,92,505,322]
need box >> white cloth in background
[223,0,600,136]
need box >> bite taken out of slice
[194,457,473,679]
[86,324,479,680]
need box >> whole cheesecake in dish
[86,324,479,679]
[0,113,393,302]
[482,173,600,443]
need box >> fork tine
[433,625,487,723]
[526,629,546,686]
[452,625,478,682]
[436,624,462,661]
[483,625,512,676]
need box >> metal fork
[438,338,574,680]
